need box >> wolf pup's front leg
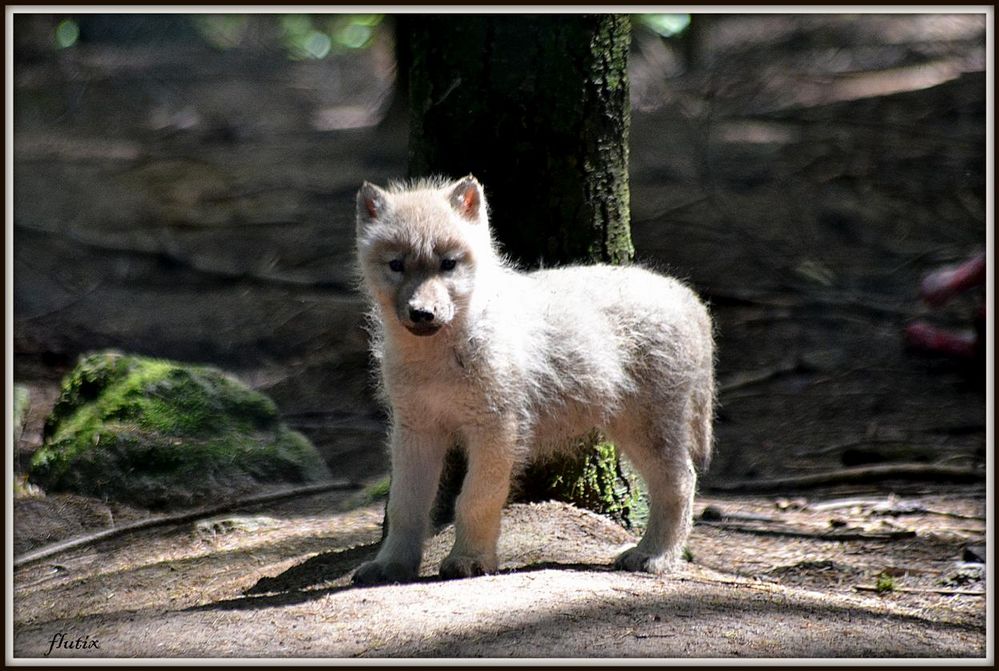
[439,422,517,579]
[353,428,448,585]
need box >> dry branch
[15,222,352,292]
[13,480,361,569]
[853,585,985,597]
[808,496,986,521]
[718,357,799,394]
[696,520,916,542]
[707,463,984,493]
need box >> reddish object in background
[919,252,986,307]
[905,251,986,361]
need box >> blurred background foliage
[12,10,986,495]
[44,13,386,58]
[41,13,688,59]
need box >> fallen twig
[808,496,893,512]
[706,464,984,493]
[13,480,361,570]
[921,508,987,521]
[678,575,765,590]
[809,497,986,521]
[719,357,799,394]
[799,436,930,457]
[699,505,782,523]
[15,222,353,292]
[702,287,914,317]
[853,585,985,597]
[696,520,916,542]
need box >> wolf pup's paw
[352,559,417,585]
[439,554,495,580]
[613,547,675,574]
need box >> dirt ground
[12,492,987,658]
[11,13,990,661]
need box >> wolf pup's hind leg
[614,455,696,573]
[610,416,697,574]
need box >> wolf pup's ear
[448,175,484,222]
[357,182,388,227]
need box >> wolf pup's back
[524,264,714,471]
[353,176,715,584]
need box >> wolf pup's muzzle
[404,307,443,336]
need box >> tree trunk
[378,15,414,129]
[405,15,638,528]
[408,14,634,267]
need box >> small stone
[775,497,808,511]
[700,505,723,521]
[942,562,984,587]
[196,516,278,537]
[962,544,986,564]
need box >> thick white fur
[353,176,715,583]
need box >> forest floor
[12,491,988,658]
[11,14,990,661]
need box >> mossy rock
[30,351,331,509]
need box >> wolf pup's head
[355,175,493,338]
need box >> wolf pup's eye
[440,258,457,272]
[388,259,404,273]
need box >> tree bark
[408,14,633,267]
[405,15,637,527]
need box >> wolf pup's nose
[409,308,436,324]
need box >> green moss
[365,476,391,501]
[519,432,639,527]
[30,351,329,509]
[875,572,897,593]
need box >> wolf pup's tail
[689,375,715,473]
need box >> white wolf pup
[353,175,714,584]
